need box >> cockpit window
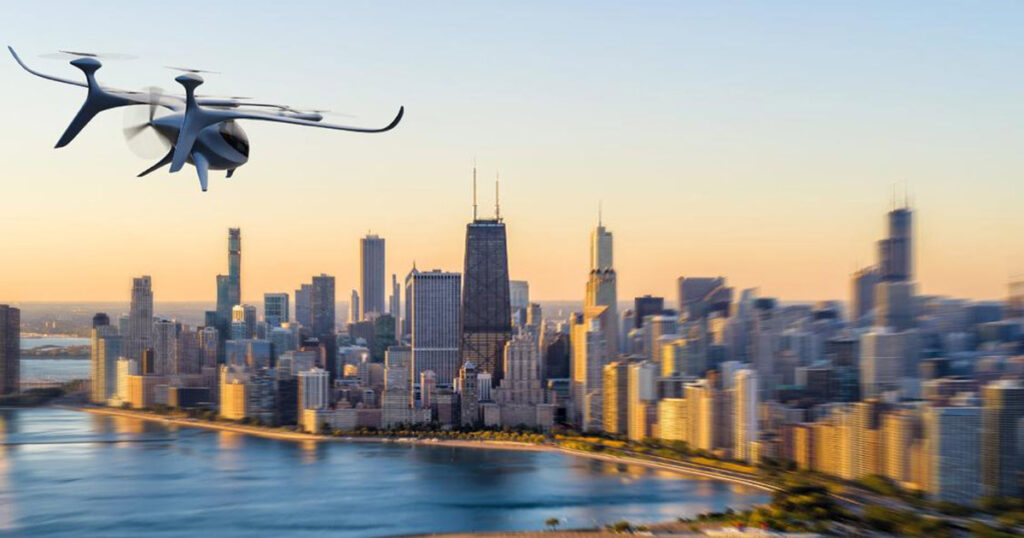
[219,121,249,156]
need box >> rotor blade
[165,66,219,74]
[41,51,136,61]
[123,123,149,139]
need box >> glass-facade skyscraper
[0,305,19,395]
[360,234,386,320]
[461,218,511,386]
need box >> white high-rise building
[406,269,462,386]
[734,368,759,462]
[127,276,153,361]
[924,404,982,504]
[360,234,386,320]
[297,367,329,411]
[571,308,611,430]
[627,360,658,441]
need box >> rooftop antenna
[472,159,478,221]
[598,200,603,227]
[495,172,501,220]
[904,179,910,209]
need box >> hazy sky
[1,2,1022,304]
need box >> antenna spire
[495,172,501,220]
[598,200,603,227]
[472,160,478,221]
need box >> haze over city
[2,1,1023,303]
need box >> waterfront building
[360,234,386,320]
[493,334,551,428]
[126,276,154,361]
[264,293,289,327]
[219,365,250,420]
[459,361,480,426]
[981,379,1024,498]
[113,357,139,405]
[883,407,919,487]
[461,212,512,386]
[571,308,611,430]
[924,403,982,504]
[152,319,180,375]
[297,367,329,412]
[90,319,121,403]
[0,305,20,395]
[407,269,461,387]
[310,274,336,379]
[734,368,759,462]
[658,398,687,442]
[627,360,658,441]
[602,361,629,435]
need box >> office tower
[602,361,629,434]
[127,276,154,361]
[876,281,916,332]
[459,361,480,426]
[297,367,329,412]
[585,217,619,357]
[643,314,678,364]
[407,269,462,387]
[152,319,180,375]
[633,295,664,329]
[264,293,289,327]
[678,277,731,321]
[92,312,110,329]
[310,274,336,378]
[542,329,570,380]
[734,368,758,462]
[981,379,1024,498]
[389,274,401,338]
[219,365,249,420]
[883,408,918,486]
[571,307,612,430]
[494,334,551,428]
[294,283,312,328]
[924,403,982,504]
[348,290,360,326]
[859,328,917,398]
[199,326,219,368]
[510,280,529,327]
[360,234,386,320]
[461,199,512,385]
[117,314,130,338]
[215,228,242,329]
[382,346,417,427]
[90,318,122,403]
[420,370,437,409]
[477,372,493,402]
[0,306,18,395]
[226,340,272,369]
[628,360,657,441]
[174,327,200,375]
[850,266,879,325]
[114,357,138,404]
[685,375,732,452]
[878,205,912,282]
[269,326,295,359]
[232,304,257,339]
[660,337,690,377]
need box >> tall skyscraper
[349,290,360,326]
[571,307,612,430]
[127,276,153,361]
[981,379,1024,498]
[602,361,629,434]
[231,305,257,340]
[734,368,759,462]
[0,305,20,395]
[389,273,401,339]
[924,403,982,504]
[152,318,180,375]
[678,277,731,321]
[878,205,912,282]
[633,295,665,329]
[294,283,312,328]
[585,214,618,361]
[408,269,462,387]
[264,293,289,327]
[90,317,121,404]
[216,228,242,327]
[310,274,336,379]
[360,234,386,320]
[850,266,879,325]
[627,360,657,441]
[461,179,512,386]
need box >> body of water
[20,336,91,350]
[19,359,90,383]
[0,408,769,537]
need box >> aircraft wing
[222,105,404,133]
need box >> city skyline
[3,3,1024,303]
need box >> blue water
[0,408,768,537]
[19,359,90,383]
[20,337,91,350]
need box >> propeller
[122,87,172,159]
[40,50,136,61]
[165,66,219,74]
